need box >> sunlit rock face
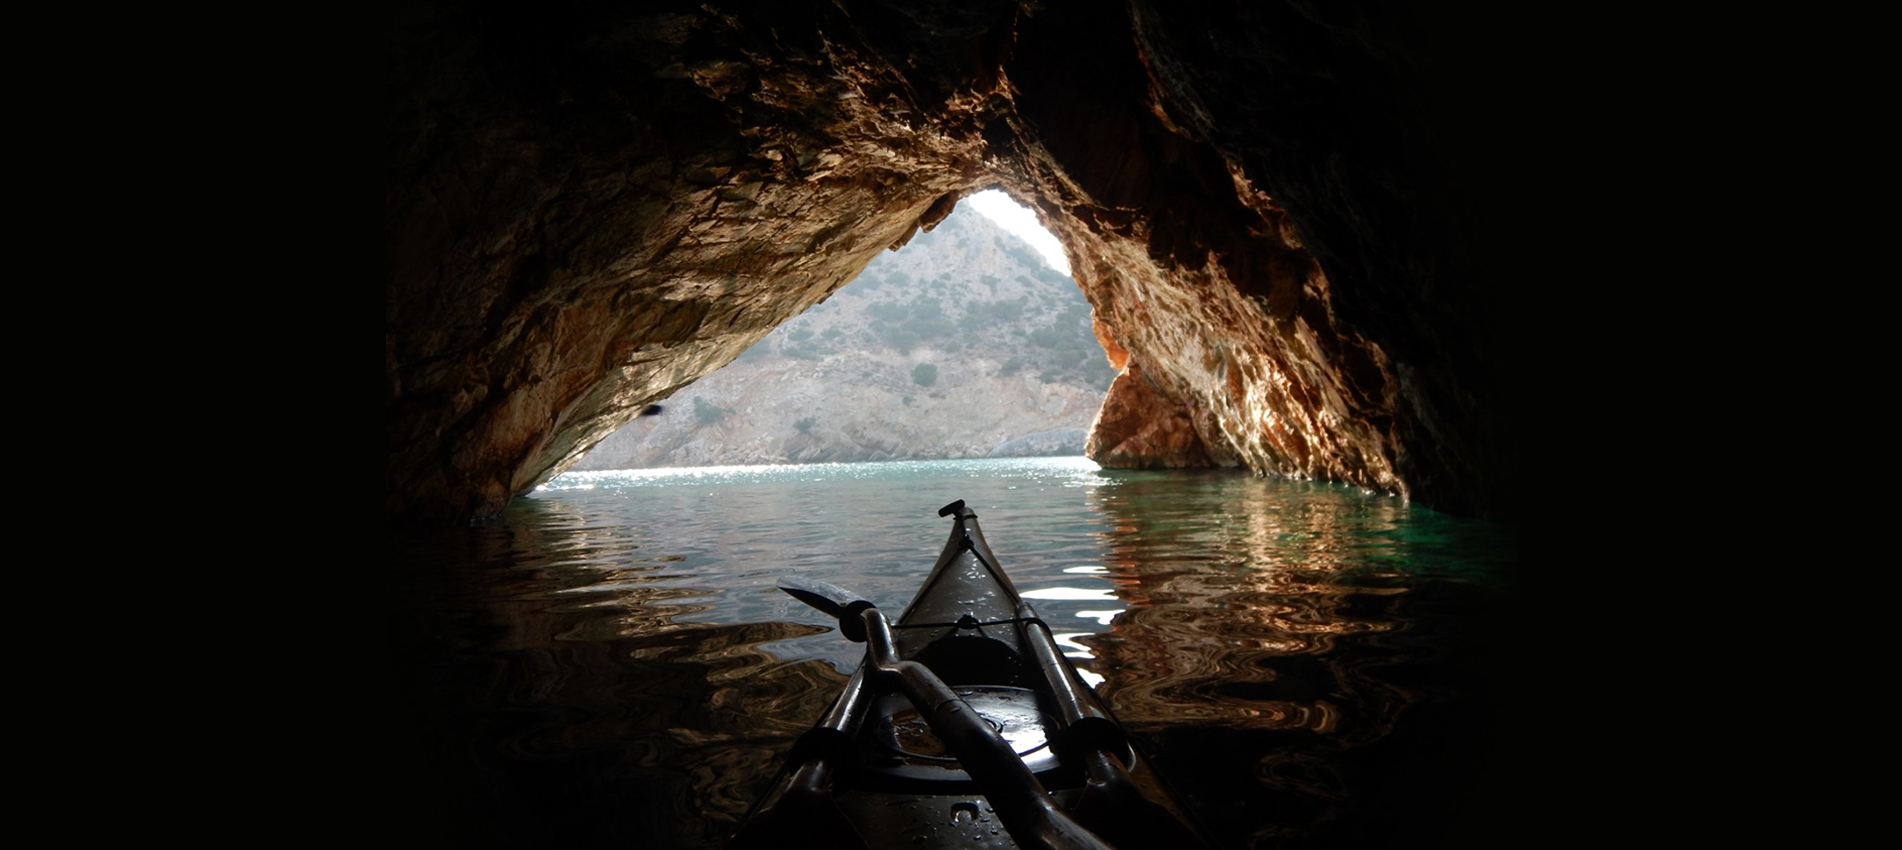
[1086,363,1212,469]
[387,1,1519,522]
[387,1,1000,520]
[999,3,1510,511]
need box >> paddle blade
[776,576,875,642]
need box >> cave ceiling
[387,0,1526,524]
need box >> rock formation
[1085,363,1213,469]
[388,1,1527,524]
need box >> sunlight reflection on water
[399,457,1516,849]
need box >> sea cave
[387,0,1530,526]
[387,3,1547,846]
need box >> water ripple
[394,458,1515,849]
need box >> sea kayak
[729,500,1213,850]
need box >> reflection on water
[1075,472,1517,847]
[390,458,1516,848]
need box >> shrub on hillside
[909,317,955,339]
[869,302,910,322]
[694,397,730,426]
[883,325,920,353]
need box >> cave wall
[387,0,1522,523]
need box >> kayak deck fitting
[729,500,1213,850]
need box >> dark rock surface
[388,0,1531,523]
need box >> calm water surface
[391,458,1520,848]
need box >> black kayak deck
[728,500,1213,850]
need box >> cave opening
[567,190,1113,473]
[387,0,1521,525]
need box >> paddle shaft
[858,608,1117,850]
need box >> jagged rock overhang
[386,1,1522,524]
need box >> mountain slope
[574,206,1115,470]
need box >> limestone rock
[1085,363,1212,469]
[387,1,1527,523]
[987,428,1089,458]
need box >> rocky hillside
[574,206,1115,470]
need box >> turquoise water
[391,457,1519,848]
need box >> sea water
[389,457,1519,848]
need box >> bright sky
[965,189,1071,276]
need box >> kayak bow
[729,500,1213,850]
